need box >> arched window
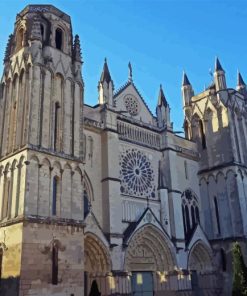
[55,28,63,50]
[84,190,90,219]
[214,196,221,235]
[184,160,188,179]
[52,177,59,216]
[2,176,11,220]
[54,102,60,151]
[199,120,206,149]
[220,248,226,272]
[52,245,58,285]
[181,189,200,237]
[16,28,24,50]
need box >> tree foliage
[232,242,247,295]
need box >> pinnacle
[157,84,168,107]
[237,70,246,86]
[100,58,112,84]
[182,72,191,86]
[215,57,224,72]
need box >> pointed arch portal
[125,225,177,296]
[125,225,176,272]
[84,233,111,296]
[188,241,213,272]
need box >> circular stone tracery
[124,95,139,116]
[120,149,155,198]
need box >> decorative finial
[157,84,168,107]
[73,34,82,62]
[237,70,246,87]
[215,56,224,72]
[128,62,133,82]
[182,71,191,86]
[100,58,112,84]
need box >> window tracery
[119,149,155,198]
[181,189,200,237]
[124,95,140,116]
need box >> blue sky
[0,0,246,130]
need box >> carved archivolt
[188,241,213,272]
[125,225,176,272]
[84,233,111,274]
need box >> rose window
[120,149,155,198]
[124,95,139,116]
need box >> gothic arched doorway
[84,233,111,296]
[188,240,216,293]
[188,241,213,272]
[124,225,177,295]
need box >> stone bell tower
[0,5,84,296]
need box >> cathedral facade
[0,4,246,296]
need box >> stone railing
[117,120,160,149]
[174,145,199,158]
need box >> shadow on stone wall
[0,276,20,296]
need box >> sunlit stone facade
[0,4,246,296]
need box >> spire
[237,70,246,87]
[73,34,82,63]
[215,57,224,72]
[182,72,191,86]
[128,62,133,82]
[157,84,168,107]
[100,58,112,84]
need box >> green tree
[232,242,247,295]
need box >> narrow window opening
[40,24,44,41]
[54,102,60,151]
[221,248,226,272]
[52,177,59,216]
[16,28,24,50]
[84,272,88,296]
[55,28,63,50]
[52,245,58,285]
[184,120,190,140]
[184,161,188,179]
[2,178,10,219]
[84,190,89,219]
[214,196,221,235]
[182,205,186,236]
[195,206,200,224]
[191,206,196,228]
[185,205,190,236]
[199,120,206,149]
